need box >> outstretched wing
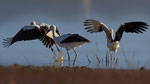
[114,21,149,41]
[2,26,42,47]
[39,26,60,48]
[84,19,113,41]
[39,36,55,48]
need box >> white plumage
[3,21,63,61]
[49,25,90,65]
[84,19,149,64]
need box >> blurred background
[0,0,150,69]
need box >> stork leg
[114,52,116,63]
[110,51,112,68]
[49,38,58,61]
[114,50,117,68]
[110,51,112,63]
[66,49,70,66]
[73,48,77,66]
[53,40,64,61]
[114,52,116,68]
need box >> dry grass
[0,65,150,84]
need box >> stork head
[50,25,57,31]
[30,21,36,25]
[48,25,60,38]
[50,25,60,35]
[49,25,58,34]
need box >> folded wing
[61,34,90,43]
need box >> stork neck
[51,29,60,41]
[110,29,113,38]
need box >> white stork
[48,25,90,65]
[84,19,149,63]
[2,21,64,61]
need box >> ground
[0,64,150,84]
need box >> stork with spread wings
[84,19,149,64]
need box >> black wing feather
[84,19,113,41]
[39,36,55,48]
[114,21,149,41]
[3,27,42,47]
[84,19,104,33]
[61,34,90,43]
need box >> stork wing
[39,26,60,48]
[2,26,42,47]
[84,19,113,41]
[114,21,149,41]
[60,34,90,43]
[39,36,55,48]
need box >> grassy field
[0,64,150,84]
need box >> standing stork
[2,21,64,61]
[48,25,90,65]
[84,19,149,64]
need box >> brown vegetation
[0,64,150,84]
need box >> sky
[0,0,150,68]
